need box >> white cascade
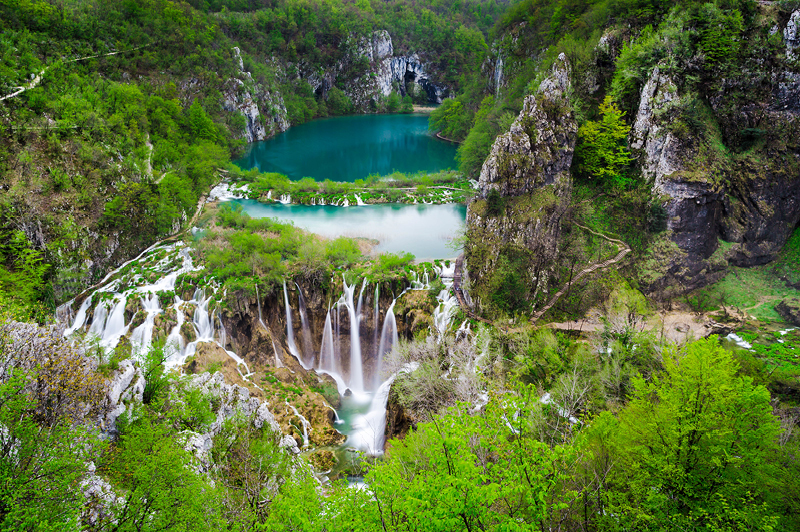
[256,284,266,328]
[193,289,214,340]
[283,281,309,369]
[270,338,283,369]
[318,310,336,374]
[295,282,314,367]
[130,293,162,358]
[88,301,109,338]
[101,297,128,349]
[286,401,311,448]
[372,283,380,350]
[341,277,364,393]
[64,297,92,337]
[375,299,398,390]
[165,296,185,363]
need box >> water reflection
[230,200,465,260]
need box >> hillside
[3,0,800,530]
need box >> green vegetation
[687,264,800,321]
[574,96,633,189]
[233,168,473,205]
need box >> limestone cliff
[223,47,289,143]
[631,15,800,294]
[302,31,449,110]
[465,54,577,312]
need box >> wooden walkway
[451,224,631,330]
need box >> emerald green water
[235,114,457,181]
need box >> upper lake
[234,114,458,181]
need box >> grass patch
[688,265,800,321]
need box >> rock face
[305,30,449,110]
[223,47,289,142]
[777,298,800,326]
[631,59,800,294]
[466,54,577,309]
[785,10,800,60]
[180,372,300,471]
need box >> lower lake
[230,199,466,260]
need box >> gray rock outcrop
[785,10,800,60]
[179,372,300,472]
[223,47,289,143]
[777,297,800,326]
[466,53,577,308]
[632,56,800,294]
[476,54,575,197]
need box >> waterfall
[375,299,398,389]
[165,296,185,362]
[318,310,336,374]
[130,293,162,358]
[335,301,341,366]
[271,339,284,369]
[286,401,311,448]
[283,281,309,369]
[256,284,266,328]
[372,283,380,352]
[64,297,92,337]
[193,290,213,340]
[295,282,314,367]
[101,297,128,348]
[432,266,458,339]
[341,277,364,393]
[88,300,109,338]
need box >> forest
[2,0,800,530]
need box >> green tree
[101,416,225,531]
[0,370,101,530]
[187,99,217,142]
[595,337,782,530]
[575,96,633,188]
[386,91,401,113]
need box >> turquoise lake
[234,114,458,181]
[231,200,465,260]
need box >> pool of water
[234,114,457,182]
[230,199,465,260]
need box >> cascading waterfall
[130,293,162,357]
[318,310,336,374]
[295,282,314,367]
[286,401,311,448]
[165,296,185,362]
[64,297,92,337]
[88,300,109,338]
[271,339,284,369]
[101,297,128,348]
[283,281,310,370]
[64,239,463,456]
[256,284,266,328]
[375,299,398,390]
[372,284,380,352]
[340,277,364,394]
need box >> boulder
[776,297,800,326]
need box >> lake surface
[231,199,465,260]
[235,114,458,181]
